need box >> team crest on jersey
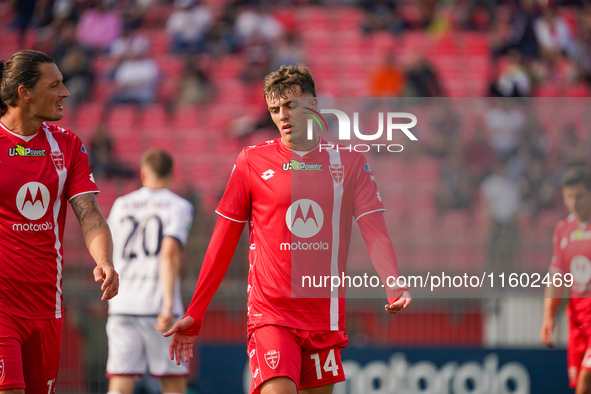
[51,152,64,170]
[330,165,344,183]
[0,359,4,381]
[264,350,280,370]
[8,144,46,157]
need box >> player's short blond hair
[141,149,173,179]
[263,65,316,102]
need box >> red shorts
[247,325,348,393]
[567,303,591,388]
[0,311,63,393]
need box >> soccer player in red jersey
[541,166,591,393]
[0,50,119,394]
[165,65,411,394]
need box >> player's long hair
[263,65,316,102]
[0,50,54,117]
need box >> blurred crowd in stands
[5,0,591,224]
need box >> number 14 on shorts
[310,349,339,379]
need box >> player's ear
[18,84,31,103]
[310,98,318,111]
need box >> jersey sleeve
[164,199,194,247]
[66,133,99,200]
[215,150,251,222]
[352,154,385,220]
[549,221,565,274]
[357,211,404,303]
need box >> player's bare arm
[70,192,119,301]
[156,237,182,333]
[540,276,564,347]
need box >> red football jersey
[0,122,99,319]
[550,214,591,318]
[216,138,384,331]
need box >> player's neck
[142,179,170,190]
[1,108,42,136]
[282,134,320,152]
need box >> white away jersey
[107,187,193,316]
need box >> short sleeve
[216,150,251,222]
[66,134,99,200]
[164,199,194,247]
[352,155,385,220]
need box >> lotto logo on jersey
[16,182,50,220]
[285,199,324,238]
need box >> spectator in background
[368,54,405,97]
[271,32,304,71]
[404,53,444,97]
[234,3,283,48]
[10,0,37,48]
[463,125,497,183]
[435,149,475,216]
[427,101,460,159]
[166,54,214,111]
[89,125,136,179]
[361,0,404,35]
[489,49,532,97]
[108,41,159,107]
[484,99,525,161]
[502,0,539,59]
[166,0,213,55]
[241,31,273,85]
[557,123,588,168]
[52,21,94,111]
[109,26,150,68]
[517,155,557,216]
[534,4,574,62]
[481,160,522,276]
[76,0,123,54]
[570,23,591,84]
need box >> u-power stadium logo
[16,182,50,220]
[8,144,46,157]
[283,199,328,251]
[304,107,418,153]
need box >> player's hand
[156,311,174,333]
[164,316,198,365]
[93,263,119,301]
[385,290,412,314]
[540,316,555,348]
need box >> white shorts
[106,315,189,377]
